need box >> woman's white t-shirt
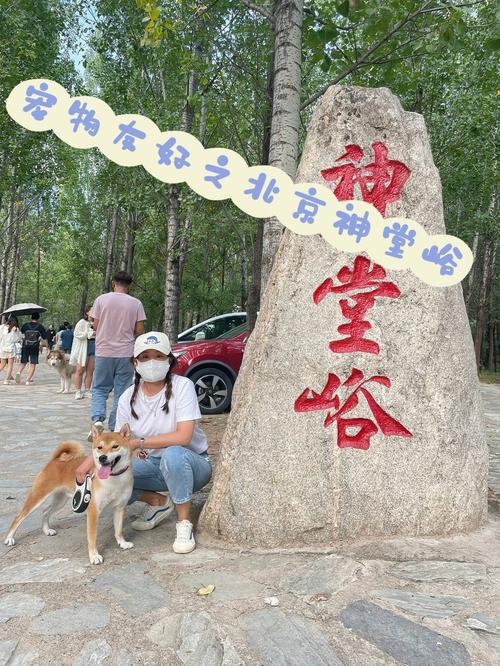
[115,374,208,456]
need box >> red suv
[171,322,247,415]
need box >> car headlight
[173,351,187,358]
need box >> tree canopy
[0,0,497,369]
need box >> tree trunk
[5,198,21,308]
[163,186,182,341]
[163,62,197,341]
[120,210,137,275]
[0,185,16,311]
[36,233,41,305]
[487,321,495,372]
[246,45,275,332]
[465,231,479,312]
[5,234,18,309]
[103,208,119,293]
[178,216,192,284]
[495,324,498,372]
[474,236,496,369]
[79,274,89,318]
[240,233,248,309]
[221,247,226,293]
[260,0,303,295]
[199,92,207,147]
[487,270,497,372]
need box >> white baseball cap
[133,332,172,358]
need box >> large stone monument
[199,86,488,547]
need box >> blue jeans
[130,447,212,504]
[91,356,134,431]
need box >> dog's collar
[110,465,130,477]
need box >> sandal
[72,474,92,513]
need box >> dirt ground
[200,413,228,462]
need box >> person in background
[71,307,95,400]
[46,324,56,350]
[85,323,96,394]
[54,325,65,349]
[16,312,46,386]
[88,271,146,436]
[0,316,7,375]
[60,322,74,354]
[0,315,22,384]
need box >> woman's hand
[130,439,148,458]
[75,455,93,484]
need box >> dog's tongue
[98,465,111,480]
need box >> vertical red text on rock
[295,255,412,450]
[295,369,412,450]
[314,255,400,355]
[321,141,411,216]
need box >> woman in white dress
[70,307,95,399]
[0,316,22,384]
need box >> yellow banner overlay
[6,79,473,287]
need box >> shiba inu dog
[4,424,134,565]
[46,349,76,393]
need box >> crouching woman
[77,331,212,553]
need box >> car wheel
[189,367,234,415]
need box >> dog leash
[72,465,130,514]
[72,474,93,513]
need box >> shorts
[21,346,39,365]
[87,339,95,358]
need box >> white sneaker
[87,420,104,442]
[131,498,174,531]
[3,379,13,385]
[25,380,34,385]
[75,390,83,400]
[173,520,196,553]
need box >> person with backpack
[16,312,46,385]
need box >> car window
[179,314,246,341]
[180,324,210,342]
[213,315,246,337]
[216,322,248,339]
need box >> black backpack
[24,327,40,347]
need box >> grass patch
[479,371,500,384]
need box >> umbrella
[1,303,47,317]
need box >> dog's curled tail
[50,441,84,463]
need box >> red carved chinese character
[314,255,400,355]
[294,368,412,450]
[321,142,411,216]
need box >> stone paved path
[481,384,500,497]
[0,362,499,664]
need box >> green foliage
[1,0,497,348]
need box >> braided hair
[130,353,178,420]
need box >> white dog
[47,349,76,393]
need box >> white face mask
[136,359,170,382]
